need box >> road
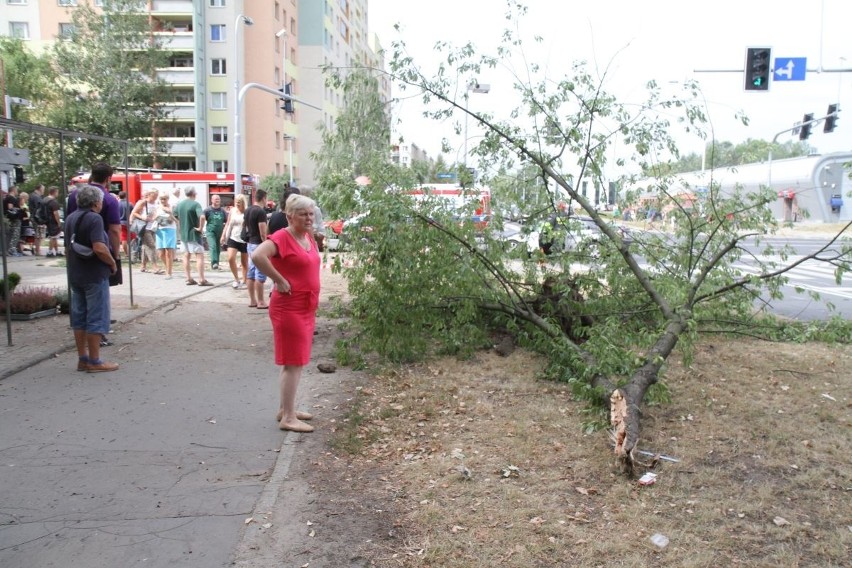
[736,235,852,320]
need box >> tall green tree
[24,0,171,187]
[321,3,851,473]
[312,69,393,220]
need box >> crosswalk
[733,257,852,300]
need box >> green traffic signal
[745,47,771,91]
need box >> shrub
[0,286,61,315]
[0,272,21,300]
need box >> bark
[609,318,686,475]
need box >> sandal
[198,280,213,286]
[140,268,149,273]
[154,269,165,275]
[186,279,198,285]
[248,304,257,308]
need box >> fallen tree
[314,6,852,474]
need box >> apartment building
[2,0,390,191]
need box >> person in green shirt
[202,194,228,270]
[174,187,212,286]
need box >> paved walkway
[0,250,353,567]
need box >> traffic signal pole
[767,109,835,188]
[232,82,322,199]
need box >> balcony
[162,104,196,120]
[156,32,194,51]
[157,68,195,85]
[159,139,196,155]
[150,0,194,14]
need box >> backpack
[34,199,51,225]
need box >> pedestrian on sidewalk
[29,184,46,256]
[244,189,269,308]
[130,189,161,273]
[222,194,249,289]
[44,187,63,257]
[251,193,321,433]
[65,184,119,373]
[3,185,23,257]
[155,193,177,279]
[202,194,227,270]
[174,187,212,286]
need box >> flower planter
[1,308,59,321]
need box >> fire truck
[70,169,259,208]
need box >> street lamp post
[276,29,293,185]
[463,81,490,169]
[233,14,253,196]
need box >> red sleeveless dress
[268,229,321,365]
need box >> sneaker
[46,251,55,257]
[56,251,64,257]
[231,280,239,289]
[236,282,247,290]
[211,263,219,270]
[100,337,114,347]
[87,361,119,373]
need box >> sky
[367,0,852,171]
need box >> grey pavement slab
[0,252,349,567]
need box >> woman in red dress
[250,194,321,433]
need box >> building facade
[2,0,390,193]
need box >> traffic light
[744,47,771,91]
[824,103,839,133]
[278,83,294,114]
[799,113,814,140]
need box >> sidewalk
[0,252,243,377]
[0,250,357,567]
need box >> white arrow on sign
[775,59,795,80]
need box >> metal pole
[288,138,294,185]
[233,14,253,197]
[4,95,12,148]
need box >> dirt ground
[252,266,851,567]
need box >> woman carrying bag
[129,189,161,273]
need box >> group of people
[2,184,63,257]
[61,163,324,434]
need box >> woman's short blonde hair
[234,194,248,208]
[285,194,315,215]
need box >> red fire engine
[70,169,258,207]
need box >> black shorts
[226,238,247,253]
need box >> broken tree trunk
[608,319,686,474]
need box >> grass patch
[329,339,851,566]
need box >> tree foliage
[307,3,852,472]
[649,138,813,176]
[18,0,171,189]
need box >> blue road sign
[436,172,456,179]
[773,57,807,81]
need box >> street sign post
[773,57,807,81]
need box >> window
[274,2,280,20]
[212,127,228,143]
[7,0,28,6]
[209,0,225,6]
[58,23,75,38]
[211,58,226,75]
[275,131,281,149]
[212,160,228,173]
[210,24,226,42]
[210,92,227,110]
[9,22,29,40]
[57,0,77,6]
